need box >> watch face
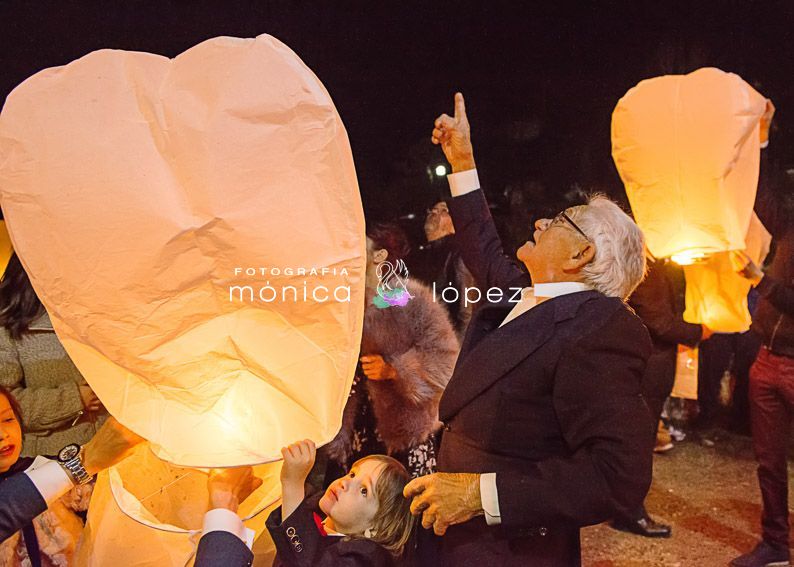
[58,444,80,462]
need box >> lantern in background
[683,213,771,332]
[612,67,769,331]
[0,34,365,565]
[612,67,766,261]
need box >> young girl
[0,385,93,566]
[266,439,416,566]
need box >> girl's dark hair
[0,253,43,340]
[366,223,411,263]
[0,385,24,431]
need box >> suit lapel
[439,290,601,422]
[457,301,513,355]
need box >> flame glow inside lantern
[611,67,767,262]
[670,251,708,267]
[0,35,365,564]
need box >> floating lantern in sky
[612,67,770,332]
[612,67,767,261]
[0,34,365,565]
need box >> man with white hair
[404,93,654,565]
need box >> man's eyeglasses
[550,210,590,241]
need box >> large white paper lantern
[612,67,767,263]
[0,34,365,467]
[0,34,365,566]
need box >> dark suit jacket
[436,190,654,566]
[0,466,253,567]
[195,530,253,567]
[628,258,702,418]
[266,492,395,567]
[0,470,48,544]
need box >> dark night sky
[2,1,794,243]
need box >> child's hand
[280,439,316,486]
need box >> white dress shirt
[448,168,592,526]
[25,457,253,548]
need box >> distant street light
[434,164,447,177]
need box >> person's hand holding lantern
[732,250,764,286]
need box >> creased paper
[0,34,365,466]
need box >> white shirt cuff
[447,168,481,197]
[202,508,255,549]
[480,472,501,526]
[24,459,74,505]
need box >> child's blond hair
[349,454,416,557]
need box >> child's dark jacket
[266,492,395,567]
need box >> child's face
[0,395,22,473]
[319,459,384,535]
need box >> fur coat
[327,278,460,463]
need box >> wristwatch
[57,443,92,485]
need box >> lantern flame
[670,250,709,266]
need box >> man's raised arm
[432,93,527,293]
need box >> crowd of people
[0,91,791,567]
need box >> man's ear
[373,248,388,263]
[563,243,595,272]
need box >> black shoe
[611,515,672,538]
[730,541,790,566]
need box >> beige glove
[403,472,483,535]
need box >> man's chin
[517,242,535,263]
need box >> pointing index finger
[454,92,466,121]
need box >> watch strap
[57,449,92,486]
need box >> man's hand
[700,324,714,342]
[360,355,397,381]
[79,384,102,412]
[82,417,145,476]
[279,439,316,486]
[208,466,263,514]
[403,472,483,535]
[432,92,476,172]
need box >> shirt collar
[532,281,592,300]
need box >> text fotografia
[229,266,351,303]
[233,267,350,277]
[432,283,525,307]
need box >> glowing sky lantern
[612,68,770,332]
[0,34,365,565]
[612,67,767,262]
